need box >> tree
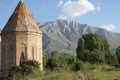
[76,33,118,65]
[76,34,105,63]
[76,38,85,59]
[116,46,120,64]
[105,52,118,65]
[82,33,104,51]
[90,49,105,63]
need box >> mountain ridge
[39,19,120,55]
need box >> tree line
[76,33,120,66]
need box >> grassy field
[11,63,120,80]
[11,70,120,80]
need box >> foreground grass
[11,70,120,80]
[11,63,120,80]
[85,71,120,80]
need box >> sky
[0,0,120,33]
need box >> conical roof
[1,1,41,33]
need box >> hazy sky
[0,0,120,33]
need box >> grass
[10,63,120,80]
[86,71,120,80]
[11,70,120,80]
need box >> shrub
[9,60,40,78]
[45,51,68,71]
[73,61,83,71]
[46,58,58,70]
[20,60,40,74]
[9,66,22,77]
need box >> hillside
[39,19,120,55]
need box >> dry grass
[11,64,120,80]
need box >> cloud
[101,24,116,31]
[58,0,96,19]
[58,0,63,7]
[97,6,101,10]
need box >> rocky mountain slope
[39,19,120,55]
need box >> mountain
[38,19,120,55]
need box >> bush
[46,57,59,70]
[9,66,22,77]
[73,61,83,71]
[20,60,40,74]
[9,60,40,78]
[45,51,69,71]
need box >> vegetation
[116,46,120,64]
[8,33,120,80]
[9,53,120,80]
[76,33,118,65]
[9,60,40,80]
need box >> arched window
[20,52,25,61]
[20,43,26,62]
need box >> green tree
[116,46,120,64]
[103,40,110,52]
[76,38,85,59]
[82,33,104,51]
[105,52,118,65]
[90,49,105,63]
[76,33,118,65]
[76,33,105,63]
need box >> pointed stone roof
[2,1,41,33]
